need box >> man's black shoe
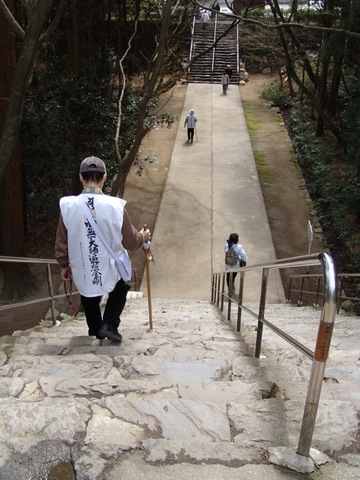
[98,324,122,343]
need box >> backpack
[225,247,238,266]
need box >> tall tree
[0,0,64,298]
[0,0,27,297]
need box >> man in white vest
[55,156,151,342]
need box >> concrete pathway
[143,83,284,303]
[1,84,359,480]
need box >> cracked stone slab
[312,400,359,453]
[142,438,266,465]
[121,359,228,383]
[102,396,231,441]
[84,405,147,451]
[0,397,90,445]
[229,398,289,446]
[268,446,330,474]
[178,381,260,405]
[4,353,113,382]
[0,377,24,397]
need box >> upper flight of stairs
[188,18,238,84]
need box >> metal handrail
[288,272,360,312]
[188,14,196,73]
[236,20,240,78]
[211,251,337,458]
[0,255,138,325]
[211,13,218,75]
[0,256,61,325]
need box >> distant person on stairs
[221,71,230,95]
[224,233,248,293]
[211,2,220,18]
[200,10,210,30]
[184,109,197,143]
[225,65,233,83]
[55,156,151,342]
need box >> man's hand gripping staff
[142,224,153,330]
[142,224,154,263]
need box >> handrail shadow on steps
[211,251,337,459]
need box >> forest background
[0,0,360,307]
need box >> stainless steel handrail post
[314,276,322,307]
[215,274,219,305]
[236,21,240,81]
[46,263,56,325]
[216,273,220,304]
[220,274,225,311]
[188,14,196,77]
[337,275,345,313]
[236,270,245,332]
[297,252,337,457]
[287,276,293,302]
[227,275,232,321]
[211,13,217,77]
[299,275,305,305]
[255,267,269,358]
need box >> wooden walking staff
[143,224,154,330]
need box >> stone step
[0,298,359,478]
[189,21,239,83]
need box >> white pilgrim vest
[60,193,128,297]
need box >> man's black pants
[81,279,130,336]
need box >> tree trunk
[0,0,57,181]
[0,0,29,298]
[70,0,80,71]
[0,0,57,299]
[315,0,334,136]
[327,0,351,115]
[111,0,174,197]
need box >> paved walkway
[1,83,359,480]
[142,83,284,303]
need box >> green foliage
[340,72,360,175]
[287,99,360,272]
[261,82,289,109]
[242,101,260,141]
[22,55,119,223]
[21,52,165,225]
[254,149,276,187]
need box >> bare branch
[191,0,360,40]
[40,0,67,43]
[115,19,139,164]
[0,0,25,39]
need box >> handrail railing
[211,13,218,75]
[187,14,196,79]
[0,256,63,325]
[288,272,360,312]
[211,251,337,458]
[0,255,138,326]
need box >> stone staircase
[188,18,238,84]
[0,297,359,479]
